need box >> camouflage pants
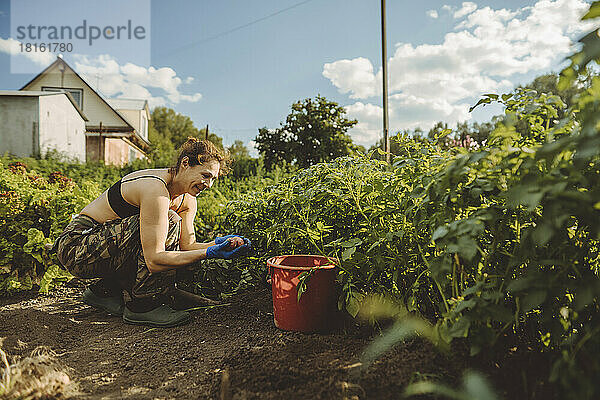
[56,210,182,303]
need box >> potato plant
[215,73,600,399]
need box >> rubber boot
[123,303,191,328]
[82,288,125,316]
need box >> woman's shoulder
[121,168,167,180]
[120,169,171,196]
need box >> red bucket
[267,255,338,333]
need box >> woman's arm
[178,197,215,251]
[139,186,208,273]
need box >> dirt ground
[0,280,465,399]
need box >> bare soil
[0,281,465,399]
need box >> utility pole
[98,122,103,162]
[381,0,390,164]
[205,124,209,140]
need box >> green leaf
[447,317,471,338]
[339,238,362,248]
[432,226,449,242]
[342,246,356,261]
[469,97,491,112]
[532,223,554,246]
[39,265,73,293]
[404,380,461,399]
[23,228,46,254]
[505,185,545,211]
[361,317,434,367]
[485,304,513,323]
[521,290,547,312]
[457,236,478,261]
[507,277,534,292]
[464,372,499,400]
[296,269,314,302]
[346,292,364,318]
[453,298,477,314]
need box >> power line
[159,0,315,58]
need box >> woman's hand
[206,239,250,259]
[215,234,247,248]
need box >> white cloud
[0,38,202,108]
[345,102,383,146]
[442,5,453,13]
[323,0,596,145]
[345,95,474,147]
[427,10,439,19]
[247,139,259,158]
[0,37,55,67]
[323,57,378,99]
[72,54,202,107]
[454,2,478,19]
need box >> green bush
[212,81,599,397]
[0,161,99,293]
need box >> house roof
[20,57,150,151]
[0,90,88,121]
[107,98,148,111]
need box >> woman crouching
[54,138,250,327]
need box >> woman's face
[181,159,220,197]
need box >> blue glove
[215,234,243,244]
[206,240,250,259]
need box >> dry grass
[0,345,78,400]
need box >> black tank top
[107,175,184,219]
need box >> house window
[41,86,83,109]
[129,148,137,163]
[141,115,147,139]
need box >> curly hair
[169,137,231,176]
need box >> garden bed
[0,281,463,399]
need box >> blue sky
[0,0,595,153]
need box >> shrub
[0,161,99,293]
[212,82,599,397]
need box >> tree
[520,71,592,111]
[148,107,224,166]
[469,120,497,145]
[148,113,176,167]
[254,127,294,169]
[198,126,224,150]
[255,96,358,170]
[427,121,450,141]
[151,107,201,149]
[510,70,596,137]
[227,140,250,159]
[227,140,259,178]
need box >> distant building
[106,98,151,164]
[18,57,150,165]
[0,90,87,161]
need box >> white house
[20,57,150,166]
[0,90,87,161]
